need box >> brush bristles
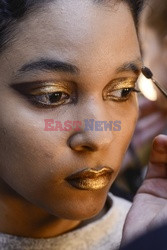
[141,67,153,79]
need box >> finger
[139,176,167,197]
[150,135,167,163]
[146,135,167,179]
[146,163,167,179]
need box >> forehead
[2,0,140,77]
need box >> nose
[67,98,113,153]
[68,130,112,152]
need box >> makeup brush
[141,66,167,98]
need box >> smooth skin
[0,0,141,238]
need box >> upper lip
[65,166,114,180]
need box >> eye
[103,78,140,102]
[29,91,71,107]
[107,87,140,102]
[21,82,76,108]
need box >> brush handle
[152,79,167,98]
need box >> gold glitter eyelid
[29,85,72,96]
[107,82,136,92]
[112,85,135,91]
[104,78,137,91]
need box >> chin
[44,188,109,221]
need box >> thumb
[146,135,167,180]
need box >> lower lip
[66,173,113,191]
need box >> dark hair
[125,0,144,25]
[0,0,144,53]
[146,0,167,38]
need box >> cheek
[0,115,80,219]
[0,100,67,203]
[107,97,138,175]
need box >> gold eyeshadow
[105,78,137,91]
[11,81,73,95]
[29,83,72,96]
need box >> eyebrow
[16,58,142,78]
[116,59,142,76]
[18,58,80,75]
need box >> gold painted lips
[66,167,114,191]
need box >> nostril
[82,145,96,152]
[67,133,99,152]
[69,144,97,152]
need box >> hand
[121,134,167,245]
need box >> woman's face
[0,0,141,220]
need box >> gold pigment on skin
[103,78,137,101]
[29,82,72,95]
[66,167,114,191]
[69,175,112,190]
[105,78,136,91]
[111,79,136,90]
